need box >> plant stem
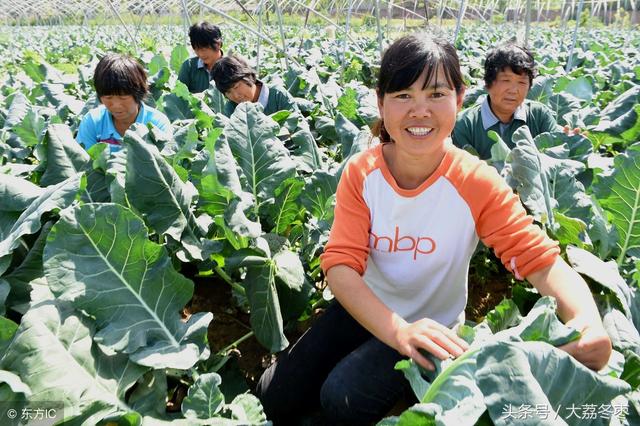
[214,265,246,297]
[216,331,255,356]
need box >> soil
[185,271,513,395]
[186,277,272,390]
[466,274,513,323]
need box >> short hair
[211,56,257,94]
[189,21,223,50]
[93,53,148,104]
[373,33,464,143]
[484,43,536,88]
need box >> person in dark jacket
[178,21,224,93]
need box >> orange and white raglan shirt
[320,141,559,328]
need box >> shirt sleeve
[456,157,560,278]
[320,158,372,276]
[276,89,296,113]
[537,104,560,133]
[452,113,473,150]
[76,113,97,150]
[152,111,173,136]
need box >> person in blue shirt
[76,53,172,152]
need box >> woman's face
[225,81,257,104]
[378,66,464,158]
[194,46,222,68]
[100,95,139,124]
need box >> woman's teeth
[407,127,432,136]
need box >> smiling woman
[254,33,611,425]
[75,53,172,152]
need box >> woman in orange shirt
[256,33,611,425]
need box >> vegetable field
[1,22,640,425]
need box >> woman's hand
[559,317,612,371]
[394,318,469,370]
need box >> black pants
[255,302,414,425]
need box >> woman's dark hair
[189,21,223,50]
[211,56,258,94]
[484,43,536,87]
[372,33,464,143]
[93,53,148,104]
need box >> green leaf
[500,297,580,346]
[127,370,167,417]
[0,175,44,239]
[2,92,31,129]
[558,76,594,102]
[273,249,305,292]
[622,350,640,390]
[170,45,189,75]
[592,85,640,144]
[244,261,288,352]
[193,131,243,218]
[123,125,206,260]
[204,86,227,115]
[533,132,592,163]
[527,76,555,103]
[476,341,631,426]
[0,370,31,396]
[266,178,304,234]
[224,103,297,216]
[0,173,82,259]
[420,349,485,424]
[395,360,431,403]
[39,124,91,186]
[12,109,46,147]
[553,212,587,248]
[225,393,268,424]
[2,221,53,314]
[289,125,323,172]
[0,316,19,352]
[485,299,522,333]
[181,373,225,420]
[301,170,338,224]
[594,145,640,263]
[602,308,640,355]
[487,130,510,163]
[335,112,359,157]
[43,203,212,369]
[0,292,148,423]
[336,87,359,122]
[506,127,588,230]
[157,83,195,121]
[546,93,582,126]
[0,281,8,316]
[566,246,632,318]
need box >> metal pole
[105,0,139,54]
[180,0,191,47]
[298,0,318,57]
[453,0,468,45]
[257,0,264,73]
[387,0,393,39]
[524,0,532,46]
[341,0,355,80]
[565,0,586,72]
[273,0,289,68]
[375,0,383,58]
